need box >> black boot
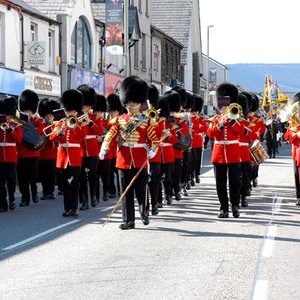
[241,196,248,207]
[232,206,240,218]
[119,221,135,230]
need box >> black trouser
[213,163,241,212]
[294,161,300,199]
[108,157,120,195]
[56,168,64,192]
[181,150,192,185]
[121,168,148,222]
[17,157,38,203]
[0,162,16,210]
[39,159,56,196]
[161,162,174,201]
[172,158,182,194]
[251,164,259,181]
[96,159,111,201]
[60,166,80,211]
[191,148,203,179]
[148,162,161,208]
[79,157,98,204]
[240,161,251,197]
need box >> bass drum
[250,140,269,165]
[22,122,46,150]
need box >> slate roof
[152,0,193,63]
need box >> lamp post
[206,25,214,106]
[123,0,130,77]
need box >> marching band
[0,75,292,229]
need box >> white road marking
[262,225,277,258]
[253,280,268,300]
[2,220,80,251]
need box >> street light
[206,25,214,106]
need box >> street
[0,142,299,300]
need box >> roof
[8,0,59,23]
[202,54,228,70]
[151,25,183,49]
[152,0,193,62]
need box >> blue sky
[200,0,300,64]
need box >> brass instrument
[226,103,243,120]
[10,110,28,127]
[279,102,300,124]
[144,108,161,127]
[0,122,9,131]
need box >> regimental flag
[262,76,271,113]
[270,79,289,104]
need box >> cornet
[0,122,8,131]
[226,103,243,120]
[144,108,161,127]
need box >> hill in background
[226,63,300,94]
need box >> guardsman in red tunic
[237,92,257,207]
[94,94,111,203]
[17,89,45,207]
[207,83,245,218]
[190,94,207,185]
[165,90,189,201]
[157,97,178,206]
[100,76,158,230]
[38,99,60,200]
[107,93,123,198]
[50,89,86,217]
[248,93,266,188]
[284,92,300,205]
[0,97,22,212]
[77,85,103,210]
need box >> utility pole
[123,0,130,77]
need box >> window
[141,34,146,70]
[31,23,38,41]
[48,30,55,72]
[134,41,139,69]
[0,14,4,64]
[71,17,92,68]
[153,44,159,70]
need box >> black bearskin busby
[250,93,259,112]
[292,92,300,104]
[216,83,239,104]
[19,89,39,113]
[158,97,170,118]
[242,91,252,115]
[148,83,159,108]
[191,94,203,113]
[163,90,181,113]
[172,86,187,107]
[61,89,83,113]
[93,94,107,112]
[2,96,18,116]
[0,98,5,115]
[38,98,60,118]
[107,93,123,112]
[77,84,96,107]
[182,92,194,110]
[237,93,249,119]
[119,76,148,105]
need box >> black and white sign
[27,41,46,65]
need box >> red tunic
[101,113,158,169]
[239,119,257,162]
[191,115,207,148]
[50,122,87,169]
[160,118,177,164]
[101,118,113,160]
[17,116,45,158]
[149,118,164,163]
[207,115,245,164]
[172,115,189,159]
[249,114,266,141]
[0,121,22,163]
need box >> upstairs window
[0,14,4,64]
[31,23,38,41]
[71,17,92,68]
[48,30,55,72]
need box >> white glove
[148,150,156,159]
[99,149,108,160]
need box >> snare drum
[250,140,269,165]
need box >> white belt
[85,135,97,139]
[122,142,147,148]
[60,143,81,148]
[195,133,203,136]
[161,143,172,147]
[214,140,239,145]
[239,142,249,146]
[0,142,16,147]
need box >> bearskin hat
[93,94,107,112]
[242,91,252,114]
[250,93,259,112]
[163,90,181,113]
[216,83,239,104]
[119,75,148,105]
[182,92,194,110]
[19,89,39,113]
[237,93,249,118]
[158,97,170,118]
[172,86,187,107]
[292,92,300,104]
[38,98,60,118]
[61,89,83,113]
[77,84,96,106]
[2,96,18,116]
[107,93,123,112]
[0,98,5,115]
[147,83,159,108]
[191,94,203,113]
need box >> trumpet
[0,122,9,131]
[144,108,161,127]
[226,103,243,120]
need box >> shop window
[71,17,92,68]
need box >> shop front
[0,67,25,97]
[104,72,124,97]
